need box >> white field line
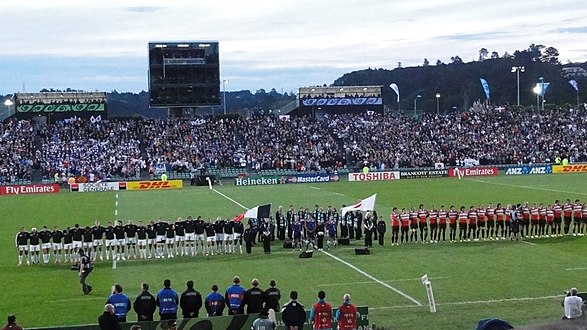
[212,188,248,210]
[317,276,447,287]
[310,186,321,190]
[464,178,587,196]
[521,240,537,246]
[50,296,105,303]
[566,267,587,271]
[333,192,346,196]
[321,250,422,306]
[370,295,561,310]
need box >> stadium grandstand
[0,105,586,185]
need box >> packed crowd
[1,107,587,183]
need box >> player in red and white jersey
[417,204,429,243]
[504,204,512,238]
[438,206,448,242]
[553,200,563,236]
[495,203,506,240]
[572,200,583,236]
[582,203,587,236]
[563,199,573,235]
[485,203,496,240]
[409,208,419,243]
[428,206,438,243]
[458,206,468,242]
[400,209,410,244]
[477,204,486,240]
[390,208,401,246]
[546,205,555,237]
[538,203,547,238]
[467,206,478,241]
[521,202,530,238]
[529,203,540,238]
[448,206,458,242]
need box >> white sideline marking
[210,188,421,306]
[370,295,561,310]
[318,276,446,287]
[50,297,104,303]
[212,188,248,210]
[566,267,587,271]
[310,186,321,190]
[333,192,345,196]
[521,240,537,246]
[321,250,422,306]
[465,178,587,196]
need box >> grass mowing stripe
[321,250,423,306]
[464,178,587,196]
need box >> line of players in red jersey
[388,199,587,244]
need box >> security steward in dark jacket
[281,291,306,330]
[180,280,203,318]
[243,278,265,314]
[133,282,157,321]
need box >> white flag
[342,194,377,216]
[389,83,400,102]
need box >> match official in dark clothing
[98,304,122,330]
[180,280,203,318]
[281,291,306,330]
[264,279,281,311]
[377,216,387,246]
[243,278,265,314]
[133,282,157,321]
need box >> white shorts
[165,237,175,245]
[234,233,242,240]
[185,233,195,241]
[148,238,155,245]
[42,243,52,250]
[115,239,125,246]
[64,243,72,250]
[207,236,216,243]
[105,239,115,247]
[175,235,185,242]
[156,235,165,243]
[72,241,82,249]
[225,234,234,241]
[18,245,28,252]
[195,234,206,242]
[93,239,103,247]
[83,242,93,248]
[53,242,63,250]
[29,245,40,252]
[215,233,224,241]
[126,237,137,245]
[138,239,147,247]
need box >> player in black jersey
[205,219,216,256]
[29,228,40,264]
[15,227,30,266]
[224,220,235,254]
[214,218,225,254]
[233,219,244,254]
[174,218,185,256]
[63,227,74,263]
[125,220,138,259]
[155,220,168,259]
[194,217,206,255]
[71,224,83,262]
[52,226,64,263]
[103,222,115,261]
[165,222,176,258]
[147,221,157,258]
[184,216,196,256]
[39,226,52,265]
[82,226,93,261]
[136,221,148,259]
[114,221,126,261]
[92,221,105,261]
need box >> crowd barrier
[29,306,370,330]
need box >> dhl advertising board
[126,180,183,190]
[553,164,587,174]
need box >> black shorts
[401,227,409,233]
[574,217,583,224]
[468,224,477,230]
[458,223,467,230]
[429,223,438,229]
[418,222,427,229]
[439,223,447,229]
[392,226,400,233]
[538,220,546,227]
[449,223,457,230]
[410,224,418,230]
[487,220,495,227]
[477,222,486,228]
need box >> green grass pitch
[1,174,587,329]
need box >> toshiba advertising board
[348,171,400,181]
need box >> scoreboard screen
[148,41,220,107]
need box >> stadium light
[222,79,229,115]
[539,77,545,110]
[4,99,13,114]
[435,93,440,115]
[511,66,524,106]
[414,95,421,117]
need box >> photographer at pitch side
[562,287,584,320]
